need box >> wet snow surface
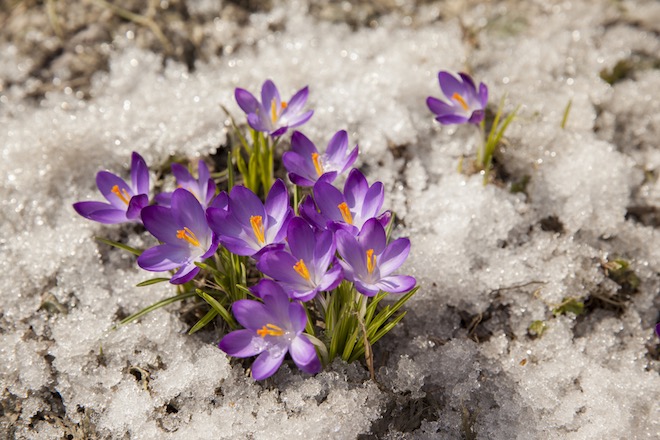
[1,0,660,438]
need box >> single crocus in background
[282,130,358,187]
[257,217,343,302]
[73,151,150,224]
[427,71,488,125]
[235,80,314,137]
[219,279,322,380]
[156,160,216,208]
[336,218,416,297]
[301,168,390,234]
[138,188,218,284]
[207,179,293,258]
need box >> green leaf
[561,99,572,129]
[95,237,142,256]
[117,291,197,327]
[304,333,329,366]
[136,277,171,287]
[227,150,235,190]
[196,289,237,329]
[188,309,219,334]
[552,297,584,316]
[528,320,547,337]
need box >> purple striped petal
[285,110,314,129]
[374,275,416,294]
[285,86,309,114]
[229,185,266,228]
[317,263,343,292]
[171,163,195,188]
[288,301,308,334]
[313,181,345,223]
[426,96,455,115]
[325,130,348,160]
[344,169,369,210]
[360,181,384,221]
[257,251,308,286]
[247,112,271,133]
[288,217,316,262]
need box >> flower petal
[317,263,343,292]
[438,71,468,100]
[344,169,369,210]
[265,179,289,228]
[141,205,179,243]
[374,275,416,294]
[73,201,120,222]
[426,96,455,116]
[171,163,195,188]
[257,251,309,287]
[313,181,345,223]
[336,229,367,276]
[235,88,260,114]
[229,185,266,228]
[313,228,336,271]
[378,237,411,277]
[126,194,148,220]
[285,86,309,114]
[170,263,200,284]
[247,112,271,133]
[290,131,317,157]
[359,181,384,223]
[288,301,308,333]
[290,335,321,374]
[251,350,286,380]
[96,171,132,209]
[285,110,314,129]
[358,218,387,255]
[325,130,348,161]
[138,244,190,272]
[131,152,150,195]
[171,188,209,241]
[287,217,316,262]
[261,80,280,109]
[219,329,264,358]
[231,299,270,331]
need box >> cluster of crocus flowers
[74,79,417,381]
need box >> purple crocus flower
[426,71,488,125]
[207,179,293,258]
[137,188,218,284]
[156,160,216,208]
[235,80,314,137]
[257,217,343,301]
[282,130,358,187]
[336,218,416,297]
[301,168,390,234]
[73,152,150,224]
[219,280,322,380]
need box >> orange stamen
[176,227,200,247]
[451,92,470,111]
[111,185,131,205]
[250,215,266,244]
[366,249,376,274]
[271,99,287,123]
[293,259,311,281]
[257,323,284,338]
[338,202,353,225]
[312,153,323,176]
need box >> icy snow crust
[1,0,660,438]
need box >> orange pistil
[111,185,131,205]
[366,249,376,274]
[257,323,285,338]
[312,153,323,176]
[270,99,288,123]
[451,92,470,111]
[176,227,201,247]
[338,202,353,225]
[293,259,311,281]
[250,215,266,244]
